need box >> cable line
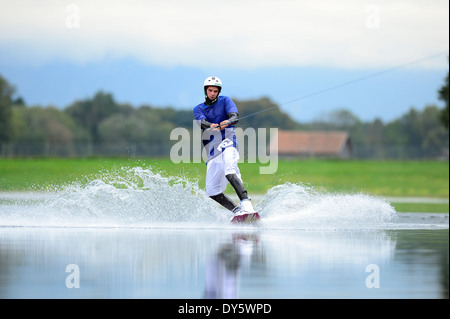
[237,51,448,122]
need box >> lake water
[0,167,448,299]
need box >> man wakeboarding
[193,76,260,223]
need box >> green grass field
[0,158,448,212]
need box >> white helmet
[204,76,222,93]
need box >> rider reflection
[204,233,262,299]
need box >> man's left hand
[219,120,230,130]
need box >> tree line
[0,73,448,159]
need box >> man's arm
[201,113,239,131]
[218,112,239,129]
[200,118,214,130]
[227,112,238,124]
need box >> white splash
[256,182,397,229]
[0,168,397,229]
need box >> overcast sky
[0,0,448,122]
[1,0,448,68]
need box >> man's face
[206,86,220,100]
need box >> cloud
[0,0,448,69]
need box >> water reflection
[204,229,448,299]
[0,227,447,298]
[205,233,263,299]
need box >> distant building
[271,130,353,158]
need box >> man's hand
[219,120,230,130]
[209,120,232,131]
[210,123,220,131]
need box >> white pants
[206,147,241,197]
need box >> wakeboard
[230,212,261,224]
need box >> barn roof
[274,130,351,155]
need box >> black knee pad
[210,193,237,211]
[225,174,248,201]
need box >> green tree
[149,106,194,128]
[384,105,448,158]
[360,118,385,158]
[0,75,15,145]
[65,91,120,143]
[420,105,449,155]
[438,70,449,128]
[235,97,300,130]
[323,109,361,128]
[98,106,175,156]
[11,106,79,156]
